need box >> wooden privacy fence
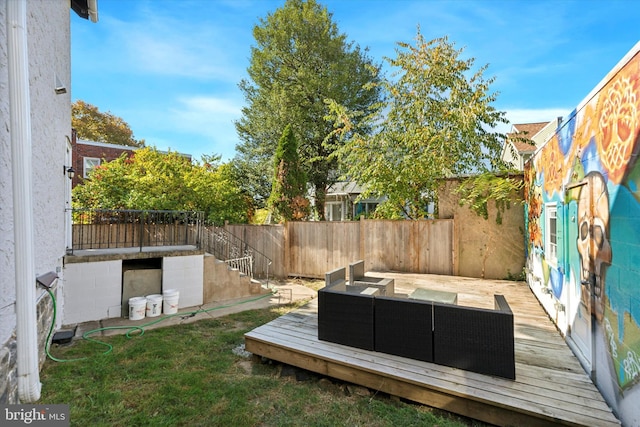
[223,219,454,279]
[70,209,203,252]
[224,224,285,279]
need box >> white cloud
[505,108,570,125]
[98,5,248,82]
[493,108,571,134]
[168,96,242,136]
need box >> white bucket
[163,289,180,314]
[145,294,163,318]
[128,297,147,320]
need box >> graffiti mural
[525,50,640,391]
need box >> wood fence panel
[224,224,286,279]
[74,220,455,279]
[426,219,454,275]
[362,219,453,275]
[73,223,199,249]
[287,221,361,278]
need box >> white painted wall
[163,255,204,308]
[62,260,123,325]
[0,0,70,346]
[0,0,14,347]
[62,255,204,325]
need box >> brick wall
[71,133,136,187]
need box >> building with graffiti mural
[525,41,640,425]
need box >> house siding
[0,0,72,403]
[525,42,640,426]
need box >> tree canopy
[328,30,508,219]
[234,0,382,218]
[72,147,251,225]
[72,100,145,147]
[267,125,309,222]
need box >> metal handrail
[201,226,272,282]
[225,256,253,278]
[68,209,204,253]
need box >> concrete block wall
[62,254,204,325]
[163,255,204,308]
[62,260,123,325]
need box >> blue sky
[71,0,640,162]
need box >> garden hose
[43,286,276,363]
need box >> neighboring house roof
[507,122,548,153]
[326,181,365,196]
[511,122,548,136]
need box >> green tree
[268,125,309,222]
[234,0,382,218]
[72,147,251,225]
[72,100,145,147]
[329,31,507,219]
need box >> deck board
[245,273,620,426]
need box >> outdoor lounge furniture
[374,295,434,362]
[433,295,515,379]
[409,288,458,304]
[347,260,395,296]
[317,264,516,380]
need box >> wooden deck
[244,272,620,427]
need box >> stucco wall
[0,0,71,403]
[0,0,14,348]
[438,177,526,280]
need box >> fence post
[139,211,144,252]
[284,222,290,277]
[359,216,366,263]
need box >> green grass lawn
[40,303,485,427]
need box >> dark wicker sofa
[317,266,515,380]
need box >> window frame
[545,203,558,266]
[83,157,101,178]
[325,201,343,221]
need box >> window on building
[325,202,343,221]
[355,202,378,218]
[545,204,558,265]
[83,157,101,178]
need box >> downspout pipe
[7,0,42,402]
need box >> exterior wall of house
[500,141,521,170]
[531,117,562,148]
[0,0,71,403]
[71,137,136,187]
[525,42,640,426]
